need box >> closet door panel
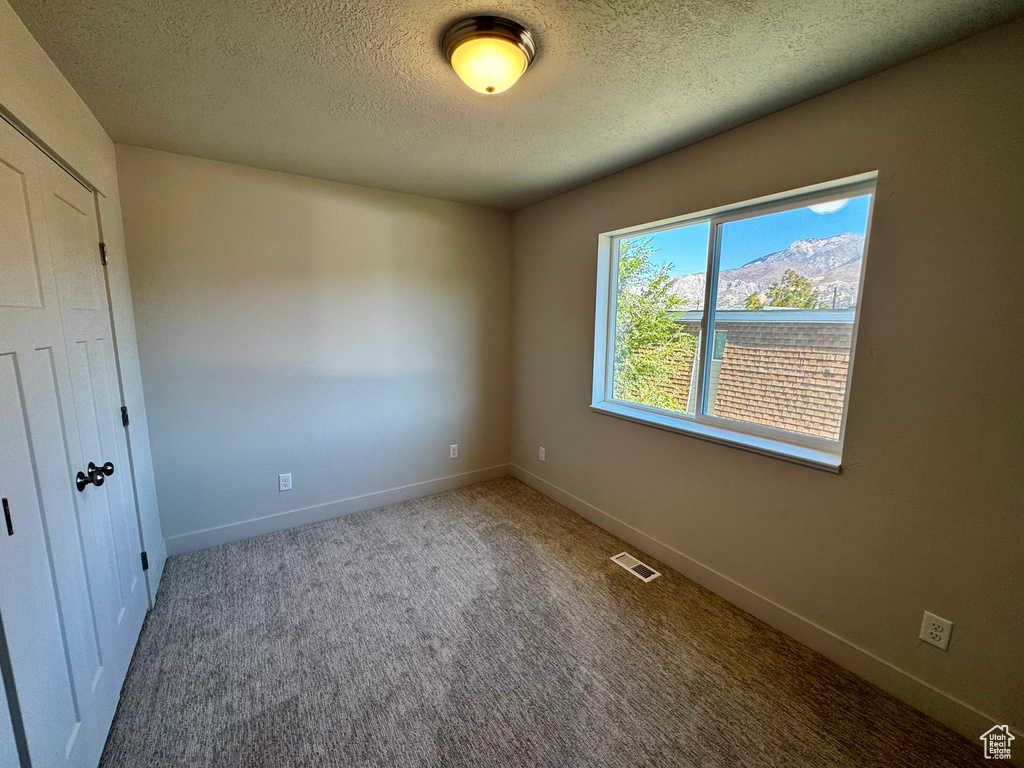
[0,353,85,766]
[21,345,106,707]
[39,159,149,671]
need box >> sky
[627,194,872,276]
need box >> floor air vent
[611,552,661,582]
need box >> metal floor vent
[611,552,661,582]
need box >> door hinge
[99,242,107,266]
[140,551,149,571]
[121,406,130,427]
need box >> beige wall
[511,20,1023,739]
[117,147,513,551]
[0,0,165,592]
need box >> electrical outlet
[278,473,292,492]
[449,444,458,459]
[539,446,546,461]
[919,611,952,651]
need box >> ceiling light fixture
[442,16,536,95]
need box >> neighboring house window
[591,174,876,470]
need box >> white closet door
[38,154,149,671]
[0,118,146,767]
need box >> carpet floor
[101,477,986,767]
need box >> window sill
[590,401,842,472]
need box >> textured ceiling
[10,0,1024,209]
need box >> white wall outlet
[278,473,292,492]
[449,444,458,459]
[919,611,953,651]
[539,446,546,461]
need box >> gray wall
[117,147,512,552]
[511,20,1023,739]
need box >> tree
[744,291,764,310]
[613,238,695,411]
[762,269,822,308]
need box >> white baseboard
[511,464,1014,749]
[166,464,511,556]
[144,537,167,608]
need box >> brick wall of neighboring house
[659,316,853,439]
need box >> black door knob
[88,461,114,477]
[76,468,107,492]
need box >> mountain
[669,233,865,309]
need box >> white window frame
[591,172,877,471]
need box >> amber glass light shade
[443,17,536,95]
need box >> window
[592,174,876,470]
